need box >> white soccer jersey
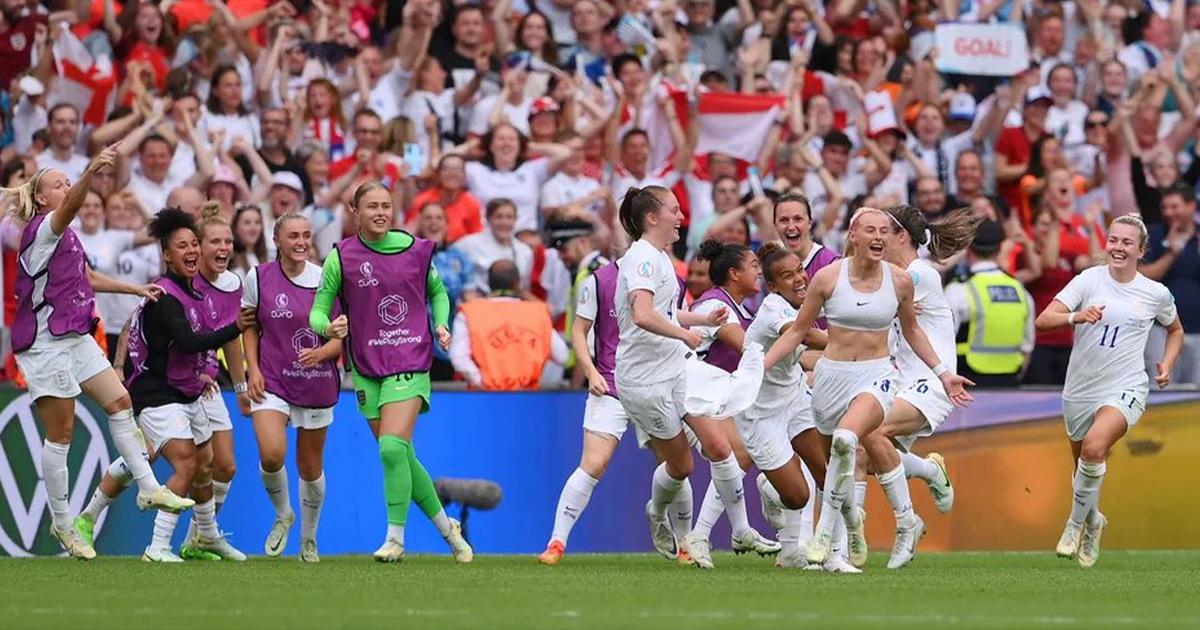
[615,239,687,387]
[890,258,957,384]
[746,293,807,415]
[1055,266,1177,402]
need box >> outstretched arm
[52,147,118,235]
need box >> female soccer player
[244,213,342,562]
[614,185,765,569]
[773,193,839,280]
[310,181,473,563]
[764,207,974,571]
[685,239,780,569]
[125,208,255,562]
[741,243,834,569]
[861,204,979,569]
[2,150,192,560]
[1036,215,1182,568]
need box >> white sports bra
[824,259,899,332]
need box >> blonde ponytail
[197,199,228,238]
[0,168,50,223]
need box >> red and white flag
[49,28,116,127]
[690,92,785,163]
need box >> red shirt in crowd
[0,14,46,87]
[1023,215,1104,348]
[329,153,403,190]
[407,188,483,244]
[994,127,1045,218]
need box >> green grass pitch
[2,551,1198,629]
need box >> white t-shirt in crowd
[1056,266,1177,402]
[908,132,975,193]
[451,229,535,293]
[802,170,866,228]
[241,260,323,309]
[77,229,141,330]
[890,258,956,385]
[746,292,806,415]
[1046,100,1089,149]
[36,151,90,182]
[403,89,457,167]
[540,171,601,214]
[128,167,189,218]
[468,94,533,137]
[204,112,261,151]
[465,159,551,232]
[615,238,687,386]
[361,66,413,125]
[609,164,681,207]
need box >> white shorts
[893,377,954,451]
[14,334,111,401]
[1062,389,1146,442]
[138,400,211,451]
[250,391,334,431]
[582,394,630,440]
[618,374,687,441]
[811,357,897,436]
[200,394,234,433]
[737,390,813,471]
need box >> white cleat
[373,538,405,563]
[50,524,96,560]
[645,500,678,560]
[775,543,806,568]
[142,546,184,563]
[446,518,474,563]
[193,534,247,561]
[1056,520,1084,559]
[846,507,869,568]
[264,511,295,557]
[807,553,862,574]
[756,473,784,531]
[732,528,782,557]
[136,486,195,513]
[1077,513,1107,568]
[683,533,714,569]
[299,538,319,563]
[926,453,955,513]
[887,516,926,569]
[805,527,834,565]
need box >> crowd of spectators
[1,0,1198,388]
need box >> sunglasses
[1085,119,1108,128]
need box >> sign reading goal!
[934,23,1031,77]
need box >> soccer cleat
[136,486,195,513]
[193,534,247,561]
[846,507,869,568]
[803,553,862,574]
[446,518,474,563]
[179,534,223,561]
[1056,520,1084,559]
[373,539,405,563]
[732,528,782,557]
[538,540,565,565]
[775,544,806,568]
[805,527,834,565]
[682,533,714,569]
[264,512,295,557]
[50,524,96,560]
[645,500,678,560]
[300,538,320,563]
[887,515,926,569]
[756,473,784,531]
[677,547,693,565]
[1077,513,1107,568]
[74,514,96,548]
[141,546,184,563]
[926,453,955,513]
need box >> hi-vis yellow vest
[956,271,1029,375]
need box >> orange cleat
[677,547,693,565]
[538,540,565,565]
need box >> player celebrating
[614,185,765,569]
[2,151,193,560]
[310,182,473,564]
[1036,215,1183,568]
[764,207,973,570]
[244,213,342,562]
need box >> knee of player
[1079,441,1110,463]
[172,450,199,480]
[780,485,809,511]
[213,460,237,482]
[296,453,324,480]
[103,395,134,414]
[259,451,286,473]
[667,451,694,479]
[579,453,611,479]
[378,436,410,467]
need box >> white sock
[107,409,159,493]
[430,509,453,538]
[854,480,867,512]
[669,479,693,540]
[826,429,857,516]
[150,510,180,551]
[193,497,218,538]
[877,464,917,529]
[780,507,803,544]
[42,440,72,530]
[213,480,231,512]
[300,474,325,541]
[81,459,132,521]
[692,480,722,540]
[799,464,816,545]
[550,468,599,546]
[710,453,751,538]
[900,451,938,482]
[1070,460,1106,525]
[387,523,405,544]
[261,464,293,518]
[649,463,683,518]
[758,473,784,518]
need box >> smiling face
[686,256,713,299]
[139,139,173,183]
[774,200,811,253]
[275,215,312,265]
[48,106,79,152]
[1048,66,1076,101]
[645,189,684,245]
[850,210,892,262]
[135,4,163,43]
[956,152,983,196]
[1150,153,1178,187]
[437,155,465,190]
[1105,222,1145,272]
[78,191,104,233]
[487,202,517,240]
[1045,168,1074,209]
[307,82,334,118]
[418,57,448,92]
[353,187,393,240]
[165,227,201,279]
[767,252,805,307]
[215,69,243,112]
[417,203,448,243]
[713,178,741,213]
[105,193,140,230]
[453,8,485,47]
[34,170,70,214]
[728,251,762,295]
[489,125,522,166]
[519,13,549,51]
[572,0,600,35]
[620,133,650,172]
[235,208,263,248]
[200,223,234,276]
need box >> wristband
[932,363,948,377]
[234,382,248,394]
[1067,312,1077,325]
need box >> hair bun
[697,239,724,261]
[200,200,222,220]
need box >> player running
[764,207,973,571]
[1036,215,1183,568]
[2,150,192,560]
[243,213,342,562]
[310,181,472,564]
